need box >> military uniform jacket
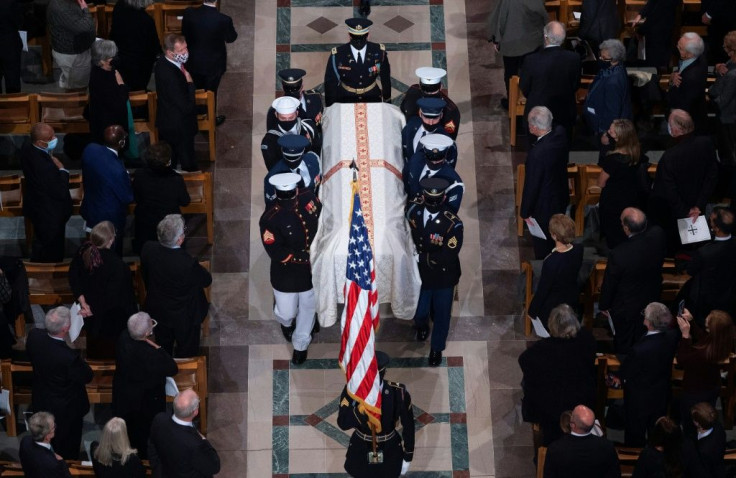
[324,42,391,106]
[337,381,415,477]
[266,91,324,130]
[259,190,321,293]
[263,153,322,207]
[260,118,319,171]
[400,85,461,139]
[406,200,463,289]
[403,154,464,213]
[400,115,458,166]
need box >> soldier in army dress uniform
[400,67,461,139]
[324,18,391,106]
[259,173,321,364]
[406,177,463,366]
[404,134,464,213]
[337,351,415,478]
[261,96,319,171]
[266,68,324,136]
[264,134,321,207]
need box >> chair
[0,93,39,135]
[195,89,216,162]
[36,92,90,134]
[168,355,209,433]
[594,355,623,430]
[129,90,158,143]
[616,446,641,477]
[508,75,526,147]
[0,175,24,218]
[181,172,214,244]
[574,165,602,237]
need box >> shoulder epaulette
[332,47,337,54]
[264,204,282,219]
[386,380,404,389]
[380,43,386,51]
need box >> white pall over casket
[311,102,421,327]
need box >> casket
[311,103,421,327]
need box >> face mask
[423,195,444,213]
[44,137,58,152]
[350,35,368,50]
[599,59,613,69]
[420,83,441,95]
[426,159,444,171]
[285,156,303,168]
[421,120,439,132]
[605,132,615,144]
[284,90,301,99]
[276,189,297,201]
[667,122,673,137]
[173,52,189,64]
[279,119,297,131]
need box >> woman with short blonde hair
[92,417,145,477]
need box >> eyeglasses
[148,319,158,336]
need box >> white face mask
[173,52,189,64]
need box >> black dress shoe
[428,349,442,367]
[215,115,226,126]
[281,323,296,342]
[416,326,429,342]
[359,2,370,16]
[292,349,308,365]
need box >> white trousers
[52,49,91,90]
[273,289,316,351]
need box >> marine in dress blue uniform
[406,178,463,366]
[264,135,321,207]
[259,173,322,364]
[403,134,464,213]
[401,97,457,166]
[400,67,461,139]
[337,351,415,478]
[261,96,319,171]
[266,68,324,136]
[324,18,391,106]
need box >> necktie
[357,52,363,65]
[180,64,188,76]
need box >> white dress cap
[268,172,302,191]
[419,133,454,151]
[272,96,301,115]
[415,67,447,85]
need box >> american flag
[339,182,382,431]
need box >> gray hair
[599,39,626,63]
[28,412,55,442]
[91,40,118,66]
[127,312,154,340]
[121,0,153,9]
[157,214,185,248]
[548,304,581,338]
[682,32,705,57]
[644,302,673,331]
[528,106,553,131]
[45,306,70,335]
[544,21,566,46]
[173,390,200,419]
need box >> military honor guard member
[267,68,324,133]
[401,97,458,165]
[406,178,463,366]
[261,96,319,171]
[324,18,391,106]
[400,67,461,139]
[337,351,415,478]
[259,173,321,364]
[404,134,464,213]
[264,134,321,207]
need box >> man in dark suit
[182,0,237,126]
[620,302,679,446]
[520,21,581,135]
[544,405,620,477]
[148,389,220,478]
[19,412,71,478]
[683,207,736,322]
[113,312,178,458]
[154,34,199,172]
[648,109,718,255]
[701,0,736,64]
[401,97,457,166]
[690,402,727,478]
[599,208,667,354]
[519,106,569,259]
[21,123,73,262]
[631,0,679,71]
[80,125,134,256]
[26,306,93,460]
[668,33,708,133]
[0,0,23,93]
[324,18,391,106]
[400,67,461,139]
[141,214,212,357]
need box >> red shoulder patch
[262,229,275,245]
[444,120,456,133]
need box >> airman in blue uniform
[403,134,464,213]
[264,134,321,207]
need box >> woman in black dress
[598,118,646,250]
[132,143,191,253]
[69,221,138,359]
[87,40,130,145]
[91,417,145,478]
[109,0,161,92]
[528,214,584,328]
[632,416,700,477]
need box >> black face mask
[284,156,303,169]
[423,194,444,213]
[350,34,368,50]
[599,58,613,69]
[283,83,302,99]
[421,120,440,132]
[276,189,297,202]
[426,159,444,171]
[279,119,297,131]
[420,83,441,95]
[425,148,446,163]
[110,55,121,70]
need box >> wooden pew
[195,89,217,162]
[574,164,602,237]
[181,172,214,244]
[129,90,159,143]
[0,93,39,135]
[36,92,89,135]
[0,175,23,219]
[536,445,547,478]
[0,355,208,437]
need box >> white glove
[401,459,411,475]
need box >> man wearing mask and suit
[401,97,458,166]
[182,0,237,126]
[324,18,391,106]
[19,412,72,478]
[154,34,199,172]
[26,307,94,460]
[21,123,73,262]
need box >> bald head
[621,207,647,236]
[668,109,694,136]
[30,122,54,146]
[103,125,126,151]
[173,389,200,421]
[570,405,595,434]
[544,21,566,46]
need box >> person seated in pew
[69,221,138,360]
[19,411,72,478]
[91,417,145,478]
[690,402,727,478]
